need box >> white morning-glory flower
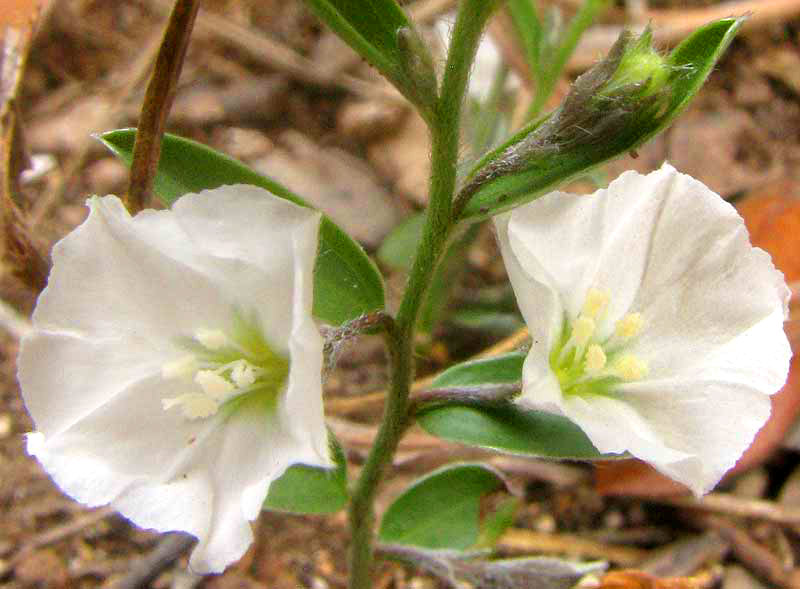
[18,185,332,573]
[495,164,792,495]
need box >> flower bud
[451,18,749,221]
[602,30,671,98]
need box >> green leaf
[450,308,524,336]
[303,0,436,113]
[432,353,525,387]
[97,129,385,326]
[377,212,426,270]
[418,222,480,335]
[263,434,348,514]
[418,354,611,459]
[379,463,507,550]
[378,215,480,336]
[507,0,543,81]
[459,17,744,220]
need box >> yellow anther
[161,355,197,380]
[584,345,607,374]
[572,316,596,346]
[194,328,229,350]
[195,370,234,400]
[231,361,257,388]
[582,288,610,319]
[614,354,648,382]
[615,312,644,339]
[162,394,219,420]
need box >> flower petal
[502,164,789,343]
[613,305,790,493]
[31,195,231,341]
[28,376,327,573]
[282,213,331,464]
[116,406,326,574]
[19,331,166,438]
[26,374,218,508]
[494,213,562,353]
[166,185,322,353]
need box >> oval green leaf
[304,0,436,113]
[418,354,611,460]
[97,129,385,326]
[263,434,348,514]
[459,17,744,220]
[378,463,507,550]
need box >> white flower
[494,164,792,495]
[18,185,332,573]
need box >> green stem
[346,3,497,588]
[527,0,608,120]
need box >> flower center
[550,288,648,397]
[160,311,288,420]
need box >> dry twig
[499,528,649,566]
[8,506,113,570]
[639,532,729,578]
[654,493,800,528]
[1,25,48,291]
[126,0,200,213]
[695,515,800,588]
[112,533,195,589]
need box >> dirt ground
[1,0,800,588]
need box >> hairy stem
[346,2,497,587]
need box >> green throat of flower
[550,288,648,398]
[161,310,289,421]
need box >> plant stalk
[346,2,498,587]
[126,0,199,214]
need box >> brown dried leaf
[0,0,39,31]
